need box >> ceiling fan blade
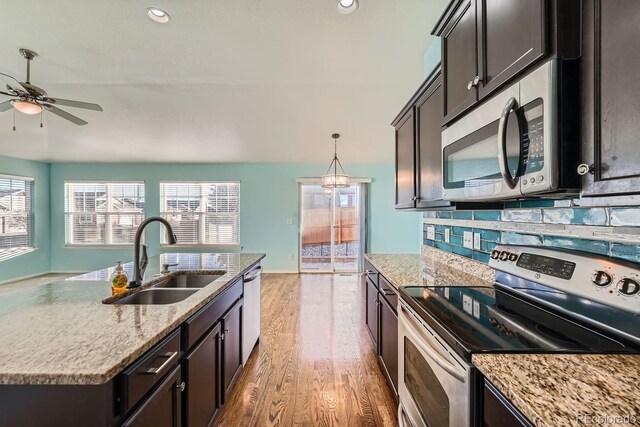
[0,100,13,112]
[42,97,103,112]
[43,104,88,125]
[0,91,14,97]
[0,73,28,95]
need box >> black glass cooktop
[398,285,639,361]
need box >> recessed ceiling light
[337,0,358,14]
[147,7,170,23]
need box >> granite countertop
[0,252,264,386]
[364,254,423,289]
[474,353,640,427]
[365,247,494,290]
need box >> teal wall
[423,38,441,78]
[0,155,51,282]
[49,162,421,273]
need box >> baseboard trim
[0,272,47,286]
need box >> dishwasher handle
[244,266,263,282]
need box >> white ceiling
[0,0,445,163]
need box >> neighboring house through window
[160,182,240,247]
[0,175,34,260]
[65,182,145,245]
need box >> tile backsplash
[423,200,640,264]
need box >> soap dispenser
[110,261,129,294]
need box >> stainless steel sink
[112,288,198,305]
[153,272,225,289]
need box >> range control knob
[499,251,510,261]
[592,270,613,287]
[508,253,519,262]
[491,250,500,260]
[617,278,640,296]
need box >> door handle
[497,97,519,190]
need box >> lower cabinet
[222,298,243,400]
[122,366,183,427]
[183,324,222,427]
[378,295,398,396]
[365,277,379,349]
[483,379,532,427]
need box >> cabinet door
[442,0,478,123]
[222,298,243,401]
[365,277,378,349]
[581,0,640,197]
[184,324,221,427]
[378,295,398,396]
[483,379,532,426]
[416,75,450,208]
[395,109,417,209]
[477,0,547,99]
[122,366,182,427]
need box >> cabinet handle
[176,381,186,392]
[144,351,179,376]
[473,75,481,86]
[577,163,595,176]
[221,333,225,341]
[467,80,474,90]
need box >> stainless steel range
[397,245,640,427]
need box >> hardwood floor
[214,273,399,427]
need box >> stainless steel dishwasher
[242,264,262,364]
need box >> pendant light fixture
[321,133,351,189]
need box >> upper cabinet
[441,0,478,123]
[581,0,640,197]
[393,68,454,210]
[434,0,580,125]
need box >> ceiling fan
[0,48,103,126]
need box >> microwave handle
[498,97,519,190]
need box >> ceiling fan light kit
[0,48,103,128]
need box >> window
[160,182,240,246]
[65,182,145,245]
[0,175,34,259]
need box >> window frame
[64,180,146,247]
[0,173,36,259]
[159,180,241,249]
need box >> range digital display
[516,253,576,280]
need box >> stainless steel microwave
[441,59,581,202]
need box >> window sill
[64,245,134,249]
[159,244,241,250]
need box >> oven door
[398,302,472,427]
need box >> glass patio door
[299,183,364,273]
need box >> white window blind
[65,182,145,245]
[0,175,34,259]
[160,182,240,246]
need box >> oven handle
[398,402,417,427]
[497,96,519,190]
[400,306,467,383]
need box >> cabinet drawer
[122,329,181,413]
[183,278,242,350]
[379,275,398,312]
[364,260,379,287]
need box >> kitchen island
[0,252,264,426]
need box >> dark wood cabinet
[122,366,183,427]
[184,323,221,427]
[416,75,449,208]
[222,298,243,400]
[365,276,379,349]
[483,379,532,427]
[581,0,640,197]
[477,0,547,98]
[378,293,398,397]
[441,0,478,123]
[433,0,577,125]
[395,109,417,209]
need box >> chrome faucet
[129,216,178,288]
